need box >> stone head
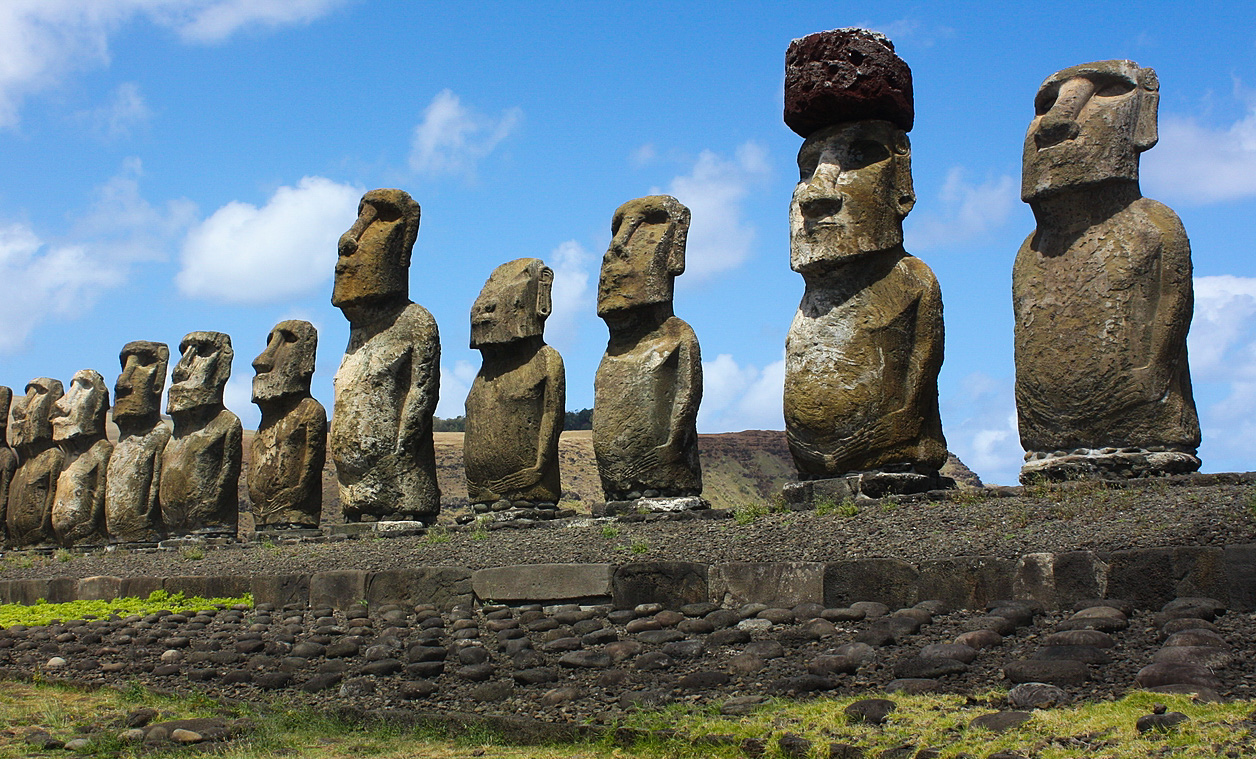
[252,319,317,403]
[114,341,169,424]
[11,378,63,450]
[168,331,233,414]
[1022,59,1159,201]
[597,195,690,318]
[790,119,914,275]
[470,258,553,349]
[0,386,9,443]
[52,369,109,443]
[332,188,422,312]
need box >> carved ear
[1134,67,1160,152]
[536,266,554,318]
[667,206,691,276]
[894,145,916,218]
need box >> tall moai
[593,195,705,513]
[464,258,565,517]
[160,332,243,536]
[0,388,16,541]
[781,29,949,503]
[51,369,113,546]
[1014,60,1200,482]
[105,341,170,542]
[330,189,441,523]
[250,320,327,528]
[6,378,64,546]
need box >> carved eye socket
[641,209,670,225]
[372,203,402,223]
[1094,78,1135,97]
[845,140,889,170]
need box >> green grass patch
[0,589,252,627]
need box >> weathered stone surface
[51,369,112,545]
[164,575,249,599]
[251,574,310,609]
[1105,547,1226,609]
[709,562,825,607]
[7,378,64,546]
[472,564,612,603]
[106,341,170,542]
[784,28,913,137]
[1225,544,1256,611]
[1012,551,1109,610]
[160,332,242,535]
[464,258,564,505]
[331,189,440,522]
[916,556,1014,610]
[783,118,946,480]
[1015,60,1199,482]
[77,575,122,601]
[310,570,368,610]
[365,567,472,610]
[825,558,919,609]
[594,196,702,501]
[0,388,16,545]
[613,562,707,610]
[250,320,326,528]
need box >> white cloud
[939,372,1023,486]
[0,1,344,129]
[223,374,257,429]
[155,0,347,44]
[0,224,122,353]
[435,360,478,419]
[409,89,522,179]
[0,158,192,352]
[82,81,152,140]
[697,354,784,433]
[1188,275,1256,469]
[905,168,1017,252]
[176,176,362,304]
[660,142,771,281]
[545,240,593,352]
[630,143,657,168]
[1143,103,1256,205]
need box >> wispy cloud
[435,360,478,419]
[1142,100,1256,205]
[0,158,193,352]
[0,1,346,129]
[905,167,1017,252]
[545,240,594,354]
[698,354,785,433]
[409,89,522,180]
[81,81,152,140]
[1188,275,1256,470]
[939,372,1023,486]
[176,176,362,304]
[658,142,771,281]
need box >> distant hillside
[234,428,981,528]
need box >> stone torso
[593,316,701,497]
[159,409,243,534]
[250,396,327,527]
[464,345,563,503]
[52,439,113,546]
[105,423,170,542]
[0,449,14,538]
[1013,197,1198,452]
[784,253,946,476]
[331,302,440,519]
[7,447,64,546]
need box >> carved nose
[1035,116,1080,149]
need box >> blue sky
[2,1,1255,486]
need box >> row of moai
[0,28,1203,548]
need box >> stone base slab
[783,470,954,506]
[1021,449,1201,484]
[598,496,709,516]
[324,521,430,539]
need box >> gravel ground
[1,474,1253,581]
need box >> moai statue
[330,189,441,523]
[0,388,17,541]
[51,370,113,546]
[250,320,327,528]
[105,341,170,542]
[593,195,704,513]
[160,332,243,535]
[1014,60,1200,482]
[464,259,565,517]
[780,29,949,503]
[6,378,64,547]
